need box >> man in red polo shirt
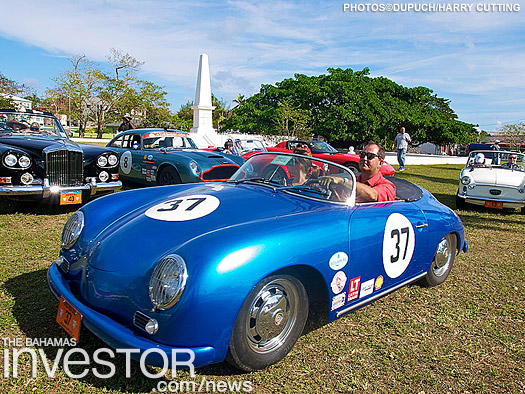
[320,141,395,203]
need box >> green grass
[1,165,524,393]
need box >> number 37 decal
[145,195,220,221]
[382,213,416,278]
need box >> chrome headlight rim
[4,153,17,167]
[97,155,108,167]
[460,176,471,185]
[189,160,201,176]
[18,155,32,169]
[107,154,118,167]
[61,211,85,249]
[149,254,188,310]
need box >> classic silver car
[456,150,525,213]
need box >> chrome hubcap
[246,279,298,354]
[433,236,451,277]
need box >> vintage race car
[48,152,466,372]
[107,129,245,185]
[268,139,395,175]
[0,109,121,211]
[456,150,525,213]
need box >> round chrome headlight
[460,176,471,185]
[98,171,109,182]
[61,211,84,249]
[97,155,108,167]
[18,155,31,168]
[149,254,187,310]
[4,154,17,167]
[20,173,34,185]
[107,154,118,166]
[189,160,201,176]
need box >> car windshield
[239,139,266,153]
[0,111,67,138]
[229,152,356,204]
[307,141,339,154]
[142,132,198,150]
[467,150,525,172]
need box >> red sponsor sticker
[347,277,361,301]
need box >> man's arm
[356,182,378,202]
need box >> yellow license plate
[56,296,82,341]
[485,201,503,209]
[60,191,82,205]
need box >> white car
[456,150,525,213]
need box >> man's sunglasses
[359,152,380,160]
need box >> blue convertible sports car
[107,129,244,185]
[48,152,467,371]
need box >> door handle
[415,223,428,229]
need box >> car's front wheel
[226,274,308,371]
[420,233,457,287]
[157,166,181,186]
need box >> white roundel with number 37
[145,195,220,221]
[382,213,415,278]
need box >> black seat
[384,176,423,201]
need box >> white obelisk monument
[190,53,216,139]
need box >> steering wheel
[303,178,332,199]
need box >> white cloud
[0,0,523,131]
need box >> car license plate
[56,296,82,341]
[485,201,503,209]
[60,191,82,205]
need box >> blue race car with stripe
[107,129,244,185]
[48,152,467,371]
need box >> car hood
[466,168,525,187]
[0,135,76,156]
[164,149,244,165]
[83,182,323,271]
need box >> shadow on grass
[397,171,458,186]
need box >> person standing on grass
[394,126,411,171]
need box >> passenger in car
[319,141,395,203]
[501,154,524,171]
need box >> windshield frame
[229,152,357,206]
[466,150,525,172]
[0,111,68,139]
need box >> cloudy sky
[1,0,524,132]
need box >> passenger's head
[508,154,518,163]
[359,141,385,175]
[474,153,485,165]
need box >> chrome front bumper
[0,178,122,199]
[457,193,525,208]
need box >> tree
[222,67,478,146]
[500,123,525,150]
[0,72,36,108]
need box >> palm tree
[232,94,245,108]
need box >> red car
[268,140,395,176]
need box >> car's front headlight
[4,154,17,167]
[18,155,31,168]
[107,154,118,166]
[189,160,201,176]
[61,211,84,249]
[97,155,108,167]
[461,176,471,185]
[149,254,187,310]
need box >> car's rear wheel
[226,274,308,371]
[420,233,456,287]
[344,162,359,175]
[157,166,181,186]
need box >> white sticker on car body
[382,213,415,278]
[121,151,132,174]
[330,271,347,294]
[329,252,348,270]
[359,278,374,298]
[145,195,220,221]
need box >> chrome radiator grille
[46,150,84,186]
